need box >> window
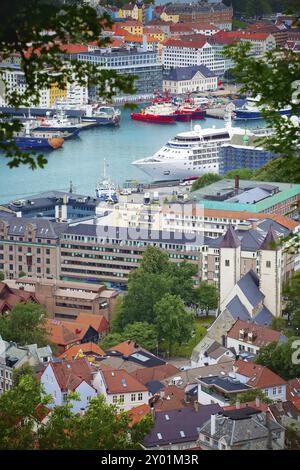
[273,387,277,395]
[112,395,118,403]
[264,389,269,396]
[138,392,143,401]
[131,393,136,402]
[119,394,125,404]
[266,261,271,268]
[225,260,230,267]
[278,386,282,394]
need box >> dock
[205,107,226,119]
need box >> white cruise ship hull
[133,159,219,181]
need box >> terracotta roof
[286,378,300,401]
[162,37,207,48]
[0,282,38,312]
[227,319,283,348]
[132,364,180,385]
[108,340,141,356]
[45,319,86,347]
[128,404,151,426]
[291,397,300,411]
[101,369,148,394]
[58,342,105,361]
[234,359,286,388]
[152,385,188,412]
[223,401,268,412]
[213,31,272,41]
[48,357,95,392]
[71,313,109,334]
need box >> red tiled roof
[101,369,148,394]
[223,401,268,412]
[153,385,187,412]
[108,340,141,356]
[71,313,109,334]
[48,357,95,392]
[0,282,38,313]
[213,31,272,41]
[234,359,286,388]
[128,404,151,426]
[227,319,283,348]
[131,364,180,385]
[162,36,207,48]
[58,342,105,360]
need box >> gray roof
[2,216,67,239]
[227,187,271,204]
[237,270,264,307]
[226,296,250,321]
[146,380,165,395]
[260,224,278,250]
[164,65,216,82]
[220,225,241,248]
[199,410,283,446]
[199,375,251,393]
[254,306,273,325]
[143,404,222,448]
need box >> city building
[191,336,234,368]
[212,31,276,57]
[169,22,220,37]
[160,2,233,30]
[163,65,218,94]
[0,336,52,395]
[4,277,118,321]
[226,319,286,356]
[94,369,150,411]
[74,47,163,98]
[198,408,285,450]
[234,359,287,402]
[41,358,98,413]
[219,134,278,175]
[197,374,252,406]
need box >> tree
[0,374,49,450]
[154,294,194,356]
[224,168,255,179]
[271,317,288,333]
[122,322,158,351]
[283,272,300,334]
[195,282,219,316]
[99,332,123,350]
[140,246,170,275]
[191,173,222,192]
[255,338,300,380]
[253,156,300,184]
[230,388,272,405]
[0,272,4,281]
[0,0,135,169]
[12,364,35,387]
[0,302,48,347]
[223,42,300,162]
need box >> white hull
[133,159,219,181]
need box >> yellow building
[49,82,67,107]
[121,21,143,35]
[160,11,179,23]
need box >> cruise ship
[132,118,272,181]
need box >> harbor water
[0,106,264,204]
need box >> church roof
[220,225,241,248]
[260,224,278,250]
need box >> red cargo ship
[131,102,177,124]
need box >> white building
[41,358,97,413]
[162,37,226,74]
[163,65,218,94]
[94,369,150,412]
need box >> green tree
[0,0,135,169]
[0,302,48,346]
[140,245,170,275]
[283,272,300,333]
[223,42,300,161]
[195,282,219,316]
[255,338,300,380]
[0,272,4,281]
[253,156,300,184]
[155,294,194,356]
[0,374,49,450]
[230,388,272,405]
[271,317,288,333]
[100,332,123,350]
[122,322,158,351]
[224,168,254,179]
[191,173,222,192]
[12,363,35,387]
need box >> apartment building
[4,277,118,321]
[161,2,233,30]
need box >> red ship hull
[131,113,176,123]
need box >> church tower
[219,225,241,310]
[259,225,282,317]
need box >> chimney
[234,175,239,194]
[184,392,190,403]
[236,400,240,409]
[211,414,216,436]
[255,396,260,408]
[194,401,199,413]
[150,404,155,420]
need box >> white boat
[132,112,271,181]
[95,159,118,203]
[33,109,82,134]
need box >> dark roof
[237,270,264,307]
[143,404,222,447]
[0,215,66,239]
[145,380,165,395]
[254,306,273,326]
[128,350,165,368]
[222,407,261,420]
[269,401,300,422]
[220,225,241,248]
[164,65,216,82]
[199,375,251,393]
[260,224,278,250]
[226,296,250,321]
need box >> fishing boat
[95,159,118,203]
[81,105,121,126]
[234,96,292,120]
[131,102,177,123]
[3,121,64,150]
[33,109,82,134]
